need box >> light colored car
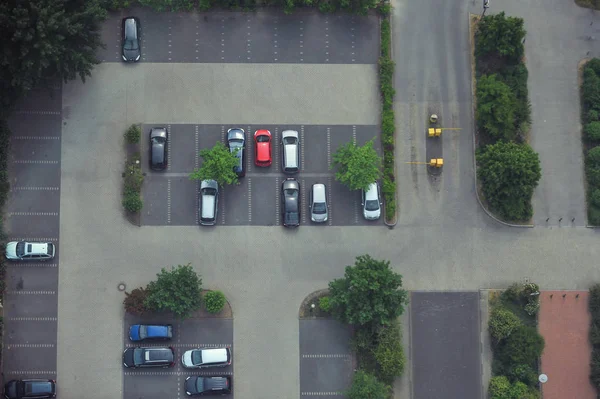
[309,183,328,223]
[281,130,299,174]
[5,241,55,261]
[199,180,219,226]
[181,347,231,369]
[361,182,381,220]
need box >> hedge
[204,290,226,314]
[581,60,600,225]
[589,284,600,390]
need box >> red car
[254,130,272,167]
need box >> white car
[361,182,382,220]
[5,241,55,261]
[181,347,231,369]
[199,180,219,226]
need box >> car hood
[182,350,194,367]
[312,212,328,222]
[123,348,135,367]
[364,208,381,220]
[123,48,140,60]
[185,377,199,394]
[4,380,17,398]
[129,325,141,341]
[5,242,17,258]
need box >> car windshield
[229,139,243,145]
[256,135,270,143]
[16,242,25,256]
[133,349,144,365]
[283,136,297,145]
[192,351,203,365]
[202,188,217,196]
[312,202,327,214]
[285,189,298,197]
[151,136,165,144]
[286,212,299,223]
[195,378,205,392]
[365,199,380,211]
[138,325,147,339]
[25,381,50,395]
[47,243,54,255]
[124,39,138,50]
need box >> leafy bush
[124,124,141,144]
[476,74,517,141]
[588,109,599,122]
[204,290,226,314]
[319,296,332,312]
[489,375,511,399]
[585,122,600,142]
[124,287,149,315]
[489,307,522,343]
[373,323,405,384]
[591,347,600,388]
[590,283,600,318]
[346,370,390,399]
[475,12,526,63]
[124,161,144,192]
[123,192,143,213]
[591,189,600,208]
[496,325,544,369]
[508,364,538,386]
[590,205,600,225]
[145,264,203,318]
[380,19,391,58]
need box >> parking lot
[123,313,234,399]
[299,319,353,398]
[410,292,481,399]
[140,124,383,226]
[3,85,62,385]
[98,9,379,64]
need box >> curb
[467,13,533,229]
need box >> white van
[281,130,299,174]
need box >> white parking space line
[167,21,172,61]
[12,187,59,191]
[247,125,252,173]
[328,176,333,226]
[221,125,225,144]
[8,212,58,216]
[352,125,357,144]
[8,317,57,321]
[327,127,332,167]
[125,343,232,348]
[194,125,199,169]
[195,181,199,225]
[351,18,356,63]
[301,178,307,225]
[273,17,279,62]
[275,177,280,226]
[300,19,304,63]
[220,186,225,225]
[301,125,305,171]
[246,15,252,61]
[221,18,226,61]
[11,136,60,140]
[167,124,172,171]
[124,370,233,377]
[7,263,57,268]
[8,237,58,242]
[248,178,252,223]
[6,344,54,349]
[274,127,279,172]
[156,172,335,178]
[354,197,359,224]
[301,354,351,359]
[5,291,56,295]
[167,179,172,224]
[301,392,344,396]
[13,160,59,164]
[8,371,56,375]
[13,111,60,116]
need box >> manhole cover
[118,282,127,292]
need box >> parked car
[199,180,219,226]
[227,128,246,177]
[4,379,56,399]
[361,182,382,220]
[122,17,141,62]
[122,347,175,368]
[254,130,272,167]
[129,324,173,342]
[185,376,232,396]
[281,178,300,227]
[309,183,328,223]
[149,127,168,171]
[181,348,231,369]
[5,241,55,261]
[281,130,299,173]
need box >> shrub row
[105,0,386,14]
[488,283,543,399]
[474,13,541,222]
[581,59,600,225]
[122,124,144,213]
[379,15,396,222]
[125,287,227,314]
[588,284,600,390]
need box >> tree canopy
[475,12,526,63]
[189,141,239,186]
[476,74,517,141]
[144,263,203,318]
[332,139,382,191]
[328,254,408,327]
[0,0,107,109]
[477,142,541,221]
[346,370,390,399]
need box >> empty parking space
[8,114,62,138]
[411,292,481,399]
[5,215,61,239]
[4,293,58,318]
[299,319,353,398]
[4,319,57,345]
[8,189,60,213]
[9,138,61,164]
[141,124,382,226]
[100,9,378,64]
[3,346,57,375]
[123,314,233,399]
[5,267,58,292]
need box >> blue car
[129,324,173,342]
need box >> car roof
[227,128,245,141]
[123,17,138,37]
[198,348,229,363]
[26,242,51,254]
[150,127,167,139]
[254,129,271,137]
[201,180,218,190]
[365,182,378,200]
[312,184,326,201]
[283,179,299,190]
[281,130,299,139]
[204,376,230,390]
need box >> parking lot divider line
[248,178,252,223]
[301,125,305,170]
[352,125,357,145]
[247,125,252,173]
[167,124,171,171]
[274,127,279,172]
[327,127,331,167]
[275,177,280,226]
[328,176,333,226]
[221,186,225,225]
[167,179,172,224]
[195,125,199,169]
[302,179,307,225]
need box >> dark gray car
[227,128,246,177]
[185,376,232,396]
[281,178,300,227]
[122,17,141,62]
[149,127,168,171]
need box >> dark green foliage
[346,370,390,399]
[125,124,141,144]
[495,325,544,372]
[189,141,239,187]
[204,290,226,314]
[589,284,600,390]
[589,204,600,225]
[477,142,541,221]
[328,254,409,327]
[124,287,150,315]
[586,146,600,186]
[144,264,203,318]
[123,192,143,212]
[0,0,107,109]
[592,345,600,388]
[373,323,405,384]
[475,12,526,63]
[508,364,538,387]
[123,157,144,213]
[588,109,599,123]
[380,19,391,58]
[331,140,382,191]
[489,307,522,343]
[476,74,517,141]
[489,375,511,399]
[319,296,331,312]
[585,122,600,142]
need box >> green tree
[489,307,521,343]
[137,0,196,11]
[585,122,600,142]
[329,254,409,327]
[586,146,600,186]
[204,290,226,314]
[346,370,389,399]
[476,12,526,63]
[489,375,511,399]
[0,0,107,109]
[144,263,203,318]
[497,325,544,368]
[477,142,541,221]
[583,67,600,112]
[374,323,406,384]
[189,141,239,186]
[476,74,517,141]
[331,139,382,191]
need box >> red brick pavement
[539,291,596,399]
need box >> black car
[149,127,168,171]
[122,17,141,62]
[227,128,246,177]
[185,376,232,396]
[281,178,300,227]
[122,347,175,368]
[4,379,56,399]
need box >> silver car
[199,180,219,226]
[281,130,299,174]
[227,128,246,177]
[5,241,55,261]
[361,182,381,220]
[309,183,328,223]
